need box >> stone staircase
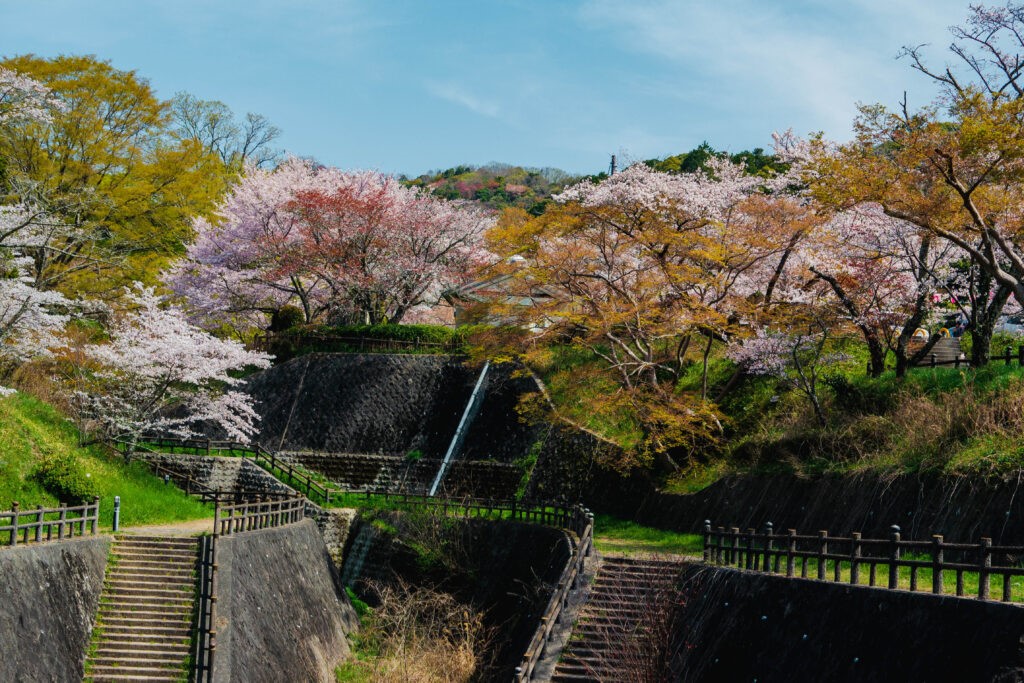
[551,556,684,682]
[912,336,965,366]
[85,534,199,682]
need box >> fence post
[851,532,861,585]
[91,497,99,535]
[1006,346,1013,367]
[764,522,774,573]
[113,496,121,532]
[746,528,756,570]
[57,504,66,540]
[730,527,740,566]
[699,519,713,562]
[817,531,827,580]
[889,525,901,589]
[786,529,796,577]
[1018,344,1024,367]
[932,535,944,595]
[979,537,992,600]
[10,501,18,546]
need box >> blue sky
[1,0,974,176]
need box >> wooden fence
[347,491,582,527]
[514,506,594,682]
[253,332,464,355]
[910,343,1024,370]
[193,533,216,683]
[1,498,100,547]
[135,436,339,505]
[213,495,306,537]
[704,521,1024,602]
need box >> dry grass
[337,580,489,683]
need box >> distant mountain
[403,162,583,215]
[404,146,787,215]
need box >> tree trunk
[866,336,887,378]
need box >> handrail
[704,521,1024,602]
[1,498,100,547]
[514,506,594,682]
[430,360,490,496]
[193,534,216,682]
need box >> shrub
[31,452,99,504]
[269,305,305,332]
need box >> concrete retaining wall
[674,565,1024,682]
[0,537,109,682]
[244,353,476,456]
[212,519,358,683]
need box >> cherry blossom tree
[508,159,809,395]
[286,172,492,325]
[805,204,961,376]
[69,285,272,454]
[168,158,492,333]
[0,72,75,394]
[0,66,61,125]
[483,159,811,465]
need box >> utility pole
[609,154,617,176]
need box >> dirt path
[119,516,214,537]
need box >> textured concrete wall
[674,565,1024,682]
[244,353,476,456]
[0,537,109,683]
[212,519,358,683]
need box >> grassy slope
[0,392,211,529]
[530,334,1024,489]
[592,513,703,556]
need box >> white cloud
[577,0,967,140]
[425,81,501,119]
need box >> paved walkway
[120,517,214,537]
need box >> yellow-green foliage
[0,392,210,527]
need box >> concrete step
[89,654,184,668]
[94,644,190,661]
[99,609,192,624]
[90,674,182,682]
[98,634,190,648]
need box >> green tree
[0,54,227,296]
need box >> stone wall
[0,537,109,682]
[138,453,297,498]
[244,353,477,456]
[673,564,1024,682]
[212,519,358,683]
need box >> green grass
[0,392,211,530]
[592,513,703,556]
[720,554,1024,603]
